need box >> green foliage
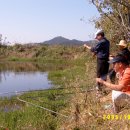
[90,0,130,52]
[0,88,68,130]
[0,44,86,61]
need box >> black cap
[108,55,129,65]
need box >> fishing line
[17,96,69,118]
[0,87,96,118]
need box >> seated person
[117,40,130,63]
[96,55,130,113]
[109,40,130,83]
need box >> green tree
[90,0,130,45]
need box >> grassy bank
[0,44,129,130]
[0,45,95,130]
[0,89,66,130]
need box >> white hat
[116,40,127,48]
[94,29,104,39]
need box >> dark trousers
[109,69,116,83]
[96,58,109,90]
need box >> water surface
[0,62,52,96]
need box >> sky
[0,0,99,43]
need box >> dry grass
[59,62,130,130]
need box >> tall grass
[0,45,93,129]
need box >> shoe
[104,104,114,113]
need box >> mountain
[43,36,83,45]
[43,36,70,44]
[40,36,98,47]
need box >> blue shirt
[91,38,110,59]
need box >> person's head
[95,30,105,41]
[108,55,129,73]
[116,40,128,50]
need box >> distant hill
[42,36,83,45]
[39,36,98,47]
[43,36,69,44]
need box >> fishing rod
[0,86,95,100]
[13,89,93,102]
[0,87,73,96]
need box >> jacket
[91,38,110,59]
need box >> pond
[0,62,53,97]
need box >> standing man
[84,30,110,93]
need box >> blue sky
[0,0,99,43]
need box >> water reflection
[0,62,68,72]
[0,62,58,97]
